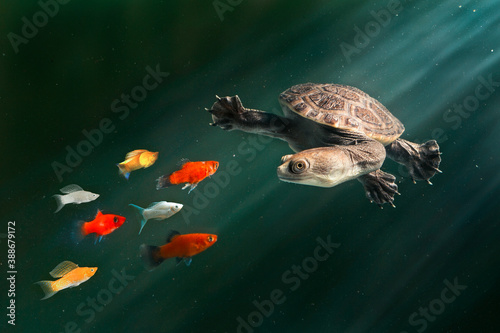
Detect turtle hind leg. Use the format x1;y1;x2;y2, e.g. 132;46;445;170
386;138;442;184
358;170;399;207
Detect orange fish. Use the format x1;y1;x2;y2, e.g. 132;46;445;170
81;210;126;243
140;230;217;270
34;261;97;300
156;160;219;192
117;149;159;179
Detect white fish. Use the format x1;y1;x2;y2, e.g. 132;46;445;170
53;184;100;213
129;201;183;234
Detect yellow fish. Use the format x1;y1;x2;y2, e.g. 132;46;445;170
117;149;159;179
34;261;97;300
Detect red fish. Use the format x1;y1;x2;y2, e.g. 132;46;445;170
140;230;217;270
156;160;219;192
81;210;126;243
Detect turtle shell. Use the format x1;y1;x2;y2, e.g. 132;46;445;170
279;83;405;145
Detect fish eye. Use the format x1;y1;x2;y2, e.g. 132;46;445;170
207;236;213;242
290;160;308;174
90;268;94;272
113;216;118;223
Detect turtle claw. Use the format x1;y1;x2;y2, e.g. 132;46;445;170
433;167;443;173
408;140;442;182
208;95;248;131
358;170;399;207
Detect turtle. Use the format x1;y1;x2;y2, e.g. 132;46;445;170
207;83;442;207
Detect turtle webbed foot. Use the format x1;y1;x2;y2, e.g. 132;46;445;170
386;139;442;184
207;95;246;131
358;170;399;208
409;140;442;184
406;140;442;185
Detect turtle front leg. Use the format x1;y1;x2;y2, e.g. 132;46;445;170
207;95;293;140
385;139;442;184
357;170;399;207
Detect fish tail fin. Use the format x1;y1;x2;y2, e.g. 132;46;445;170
34;280;58;300
156;175;173;190
117;163;130;180
140;244;164;271
80;221;89;237
53;194;66;213
129;204;148;234
138;219;148;235
70;220;86;244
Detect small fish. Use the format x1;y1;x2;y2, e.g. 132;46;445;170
53;184;99;213
117;149;159;180
81;210;126;243
156;160;219;193
129;201;184;234
34;261;97;300
140;230;217;271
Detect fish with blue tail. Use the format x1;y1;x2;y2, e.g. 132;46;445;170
129;201;183;234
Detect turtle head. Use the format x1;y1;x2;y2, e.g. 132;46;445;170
277;148;360;188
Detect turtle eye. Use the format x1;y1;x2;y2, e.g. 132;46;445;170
290;160;308;174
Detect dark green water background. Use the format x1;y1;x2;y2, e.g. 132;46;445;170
2;0;500;332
